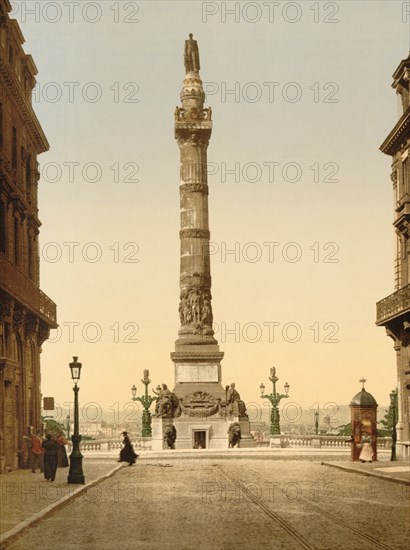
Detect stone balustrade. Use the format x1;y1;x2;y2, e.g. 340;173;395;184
277;435;392;449
67;439;141;452
66;435;392;452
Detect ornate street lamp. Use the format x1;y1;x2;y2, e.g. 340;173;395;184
68;356;84;484
260;366;290;435
314;409;319;435
390;388;398;462
131;369;157;437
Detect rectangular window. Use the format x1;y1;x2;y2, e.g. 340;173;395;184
0;201;6;254
26;155;31;195
28;236;33;279
12;127;17;169
403;157;409;197
14;217;19;265
0;102;3;148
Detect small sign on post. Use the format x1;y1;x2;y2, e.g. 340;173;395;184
43;397;55;411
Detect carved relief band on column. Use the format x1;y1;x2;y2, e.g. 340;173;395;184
180;229;210;239
179;287;213;329
180;183;209;195
180;274;211;288
176;131;211;147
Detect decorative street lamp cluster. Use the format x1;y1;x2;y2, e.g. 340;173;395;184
260;367;290;435
67;356;84;484
131;369;157;438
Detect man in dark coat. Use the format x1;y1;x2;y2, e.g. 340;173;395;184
42;434;58;481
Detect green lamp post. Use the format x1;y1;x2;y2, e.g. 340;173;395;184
68;356;84;484
131;369;157;437
390;388;398;462
260;366;290;436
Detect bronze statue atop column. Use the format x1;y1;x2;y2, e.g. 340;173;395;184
184;33;200;73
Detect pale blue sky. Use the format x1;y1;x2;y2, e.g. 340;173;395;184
9;0;409;414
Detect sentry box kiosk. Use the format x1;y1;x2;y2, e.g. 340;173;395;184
349;380;378;462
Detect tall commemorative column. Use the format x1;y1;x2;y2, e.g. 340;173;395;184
171;34;225;400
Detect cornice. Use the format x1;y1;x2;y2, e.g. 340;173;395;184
380;107;410;156
0;59;49;153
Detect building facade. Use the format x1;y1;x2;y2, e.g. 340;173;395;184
377;53;410;458
0;0;57;470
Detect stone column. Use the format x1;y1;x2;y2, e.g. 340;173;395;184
175;71;215;345
171;37;224;400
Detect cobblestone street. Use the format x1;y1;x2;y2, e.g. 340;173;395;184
2;456;409;550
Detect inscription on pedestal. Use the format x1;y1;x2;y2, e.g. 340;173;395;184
175;364;219;383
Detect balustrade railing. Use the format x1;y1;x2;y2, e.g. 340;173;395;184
66;435;392;452
277;435;391;449
376;283;410;324
67;438;141;452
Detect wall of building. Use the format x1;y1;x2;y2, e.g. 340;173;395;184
0;0;56;471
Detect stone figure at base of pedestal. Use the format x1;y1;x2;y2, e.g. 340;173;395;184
164;424;177;449
228;422;241;448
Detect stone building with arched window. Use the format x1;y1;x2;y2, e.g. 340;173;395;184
377;52;410;460
0;0;57;471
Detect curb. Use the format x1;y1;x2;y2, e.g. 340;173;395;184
0;464;124;549
321;461;410;486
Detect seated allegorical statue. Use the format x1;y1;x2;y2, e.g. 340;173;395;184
153;384;181;418
225;383;248;418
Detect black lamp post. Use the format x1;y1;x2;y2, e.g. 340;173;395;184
68;356;85;484
66;414;70;439
390;388;398;462
260;366;290;435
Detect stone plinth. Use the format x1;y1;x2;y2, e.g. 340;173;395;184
238;417;255;448
152;418;173;451
140;437;153;451
171;416;230;450
270;436;282;448
152;415;255;450
311;436;321;448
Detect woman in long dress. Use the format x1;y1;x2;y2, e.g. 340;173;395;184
359;433;373;463
118;431;138;466
42;434;58;481
56;435;69;467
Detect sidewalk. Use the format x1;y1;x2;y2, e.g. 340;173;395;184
0;457;123;547
322;460;410;485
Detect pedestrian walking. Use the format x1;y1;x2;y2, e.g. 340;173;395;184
118;431;138;466
22;434;32;469
359;432;374;463
42;433;58;481
31;432;44;473
56;434;69;467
